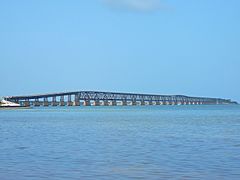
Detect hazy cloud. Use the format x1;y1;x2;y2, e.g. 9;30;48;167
102;0;165;12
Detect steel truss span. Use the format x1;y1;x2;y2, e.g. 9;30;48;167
4;91;237;107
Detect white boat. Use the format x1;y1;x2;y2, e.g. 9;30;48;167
0;99;21;108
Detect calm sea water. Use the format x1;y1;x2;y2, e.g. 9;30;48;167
0;105;240;180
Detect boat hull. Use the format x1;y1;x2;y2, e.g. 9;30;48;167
0;106;30;109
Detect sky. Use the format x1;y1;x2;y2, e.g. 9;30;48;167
0;0;240;102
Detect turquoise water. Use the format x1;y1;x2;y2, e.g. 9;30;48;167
0;105;240;180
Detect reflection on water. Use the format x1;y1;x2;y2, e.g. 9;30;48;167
0;105;240;179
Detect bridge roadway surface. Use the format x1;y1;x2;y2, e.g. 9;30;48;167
4;91;235;107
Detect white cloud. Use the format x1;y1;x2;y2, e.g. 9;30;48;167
102;0;164;12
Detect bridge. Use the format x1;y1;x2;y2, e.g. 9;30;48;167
4;91;236;107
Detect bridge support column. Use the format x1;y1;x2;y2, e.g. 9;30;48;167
111;100;117;106
141;100;145;105
132;100;137;106
34;99;40;106
52;96;58;106
93;100;100;106
177;101;182;105
148;101;153;105
73;95;80;106
67;102;73;106
73;101;80;106
103;100;109;106
164;101;169;105
43;98;49;106
60;96;65;106
122;100;127;106
83;100;90;106
170;101;176;105
24;100;30;107
67;95;73;106
156;101;160;105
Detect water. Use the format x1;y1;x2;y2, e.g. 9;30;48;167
0;105;240;180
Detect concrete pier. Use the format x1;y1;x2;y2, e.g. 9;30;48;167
43;98;49;106
112;100;117;106
52;102;58;106
83;100;90;106
34;99;40;106
73;95;80;106
67;95;73;106
122;100;127;106
52;97;58;106
132;100;137;106
93;100;100;106
24;101;30;107
67;101;73;106
60;96;65;106
73;101;80;106
103;100;109;106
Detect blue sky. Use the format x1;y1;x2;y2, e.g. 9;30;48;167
1;0;240;102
